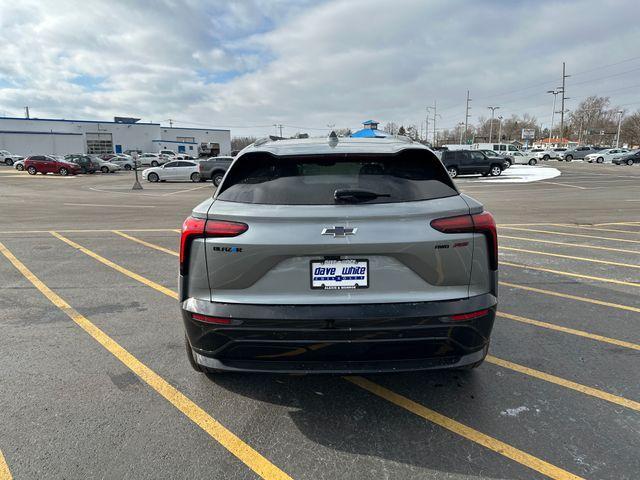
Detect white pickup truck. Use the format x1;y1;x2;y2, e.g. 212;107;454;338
0;150;23;166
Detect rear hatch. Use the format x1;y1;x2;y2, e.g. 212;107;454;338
202;149;483;305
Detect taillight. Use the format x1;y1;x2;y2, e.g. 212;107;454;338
191;313;232;325
430;211;498;270
179;217;248;275
450;309;489;321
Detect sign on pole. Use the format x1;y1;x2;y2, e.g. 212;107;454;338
521;128;535;140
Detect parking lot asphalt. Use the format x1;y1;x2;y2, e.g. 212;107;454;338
0;162;639;479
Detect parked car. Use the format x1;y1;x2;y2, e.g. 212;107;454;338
198;156;234;185
180;136;498;374
14;159;26;171
159;150;176;159
65;154;98;174
558;146;604;161
93;158;121;173
585;148;630;163
478;150;511;168
124;149;142;156
0;149;23;166
106;155;137;170
613;150;640;166
142;160;200;182
509;150;538;165
138;153;167;167
441;150;507;178
24;155;82;176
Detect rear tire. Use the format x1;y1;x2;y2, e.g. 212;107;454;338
27;166;37;175
627;159;634;166
5;159;13;166
596;157;604;163
151;160;159;167
503;159;512;167
490;164;502;176
447;166;458;178
148;172;159;182
185;335;204;373
124;164;132;170
543;154;550;160
101;166;109;173
190;172;200;182
16;163;24;171
565;155;573;162
58;167;68;176
528;158;537;166
213;172;224;186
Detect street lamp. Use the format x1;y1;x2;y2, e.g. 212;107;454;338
547;89;560;146
458;122;465;144
615;110;624;147
487;106;500;143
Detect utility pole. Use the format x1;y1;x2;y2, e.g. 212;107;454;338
559;62;570;144
487;106;500;143
273;124;284;137
432;101;438;147
497;116;503;147
464;91;471;144
168;118;173;128
24;106;30;119
615;110;624;147
458;122;465;144
425;107;430;143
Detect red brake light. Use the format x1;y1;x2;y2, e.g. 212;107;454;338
450;309;489;321
179;217;248;275
430;211;497;270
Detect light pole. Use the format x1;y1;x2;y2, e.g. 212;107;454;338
615;110;624;147
131;152;143;190
458;122;465;144
487;106;500;143
497;116;503;147
547;89;559;146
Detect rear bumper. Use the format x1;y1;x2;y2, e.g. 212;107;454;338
182;294;497;374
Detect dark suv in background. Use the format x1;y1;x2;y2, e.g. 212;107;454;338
440;150;507;178
65;154;98;174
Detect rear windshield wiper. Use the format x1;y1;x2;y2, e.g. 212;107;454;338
334;189;391;203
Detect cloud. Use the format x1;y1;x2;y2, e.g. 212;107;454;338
1;0;639;136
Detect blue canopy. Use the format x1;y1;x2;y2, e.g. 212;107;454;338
351;128;388;138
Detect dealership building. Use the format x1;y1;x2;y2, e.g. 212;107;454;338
0;116;231;156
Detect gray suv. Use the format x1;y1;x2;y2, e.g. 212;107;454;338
558;146;603;161
180;136;498;374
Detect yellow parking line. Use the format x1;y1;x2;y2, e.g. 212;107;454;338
497;311;640;351
113;231;178;257
0;449;12;480
173;228;181;233
499;281;640;313
51;232;178;299
499;226;640;245
501;261;640;288
500;235;640;255
501;246;640;269
542;224;640;235
0;242;292;480
345;377;584;480
486;356;640;412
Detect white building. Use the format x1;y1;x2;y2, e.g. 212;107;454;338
0;116;231;156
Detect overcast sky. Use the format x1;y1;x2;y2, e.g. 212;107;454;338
1;0;639;138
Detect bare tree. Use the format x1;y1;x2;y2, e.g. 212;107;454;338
334;128;352;137
231;136;257;151
383;122;399;135
620;110;640;147
568;96;617;145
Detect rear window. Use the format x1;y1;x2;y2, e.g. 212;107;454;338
217;150;458;205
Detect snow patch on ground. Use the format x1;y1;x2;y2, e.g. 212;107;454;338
501;406;530;417
473;165;561;183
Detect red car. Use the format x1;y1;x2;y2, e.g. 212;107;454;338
24;155;82;176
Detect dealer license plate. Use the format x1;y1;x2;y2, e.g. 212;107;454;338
310;259;369;290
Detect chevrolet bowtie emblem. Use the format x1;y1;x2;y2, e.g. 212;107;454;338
321;226;357;238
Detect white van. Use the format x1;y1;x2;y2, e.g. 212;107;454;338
472;143;537;165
